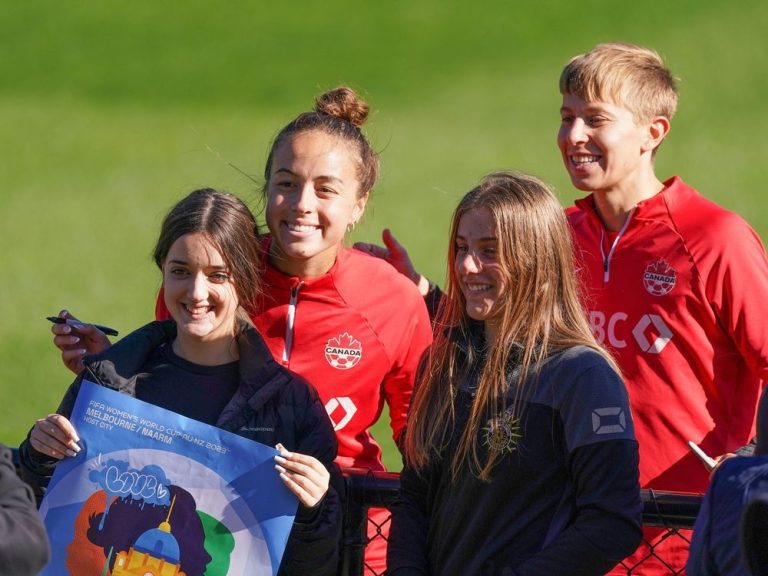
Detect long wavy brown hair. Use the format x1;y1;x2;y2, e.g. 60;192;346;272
405;171;618;481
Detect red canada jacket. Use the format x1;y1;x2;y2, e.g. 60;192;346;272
568;176;768;574
157;240;433;472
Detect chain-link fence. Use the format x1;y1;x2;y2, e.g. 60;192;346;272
340;468;703;576
10;449;703;575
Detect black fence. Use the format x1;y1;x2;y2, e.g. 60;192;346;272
11;451;702;576
340;468;703;576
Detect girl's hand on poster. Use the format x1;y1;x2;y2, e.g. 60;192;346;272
29;414;81;459
274;443;329;508
51;309;111;374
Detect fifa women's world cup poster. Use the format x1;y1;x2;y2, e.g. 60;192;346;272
39;381;298;576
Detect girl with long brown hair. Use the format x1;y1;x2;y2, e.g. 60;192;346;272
24;189;342;575
50;87;432;573
387;172;642;575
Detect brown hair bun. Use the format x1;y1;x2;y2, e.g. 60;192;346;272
314;86;369;128
264;85;379;197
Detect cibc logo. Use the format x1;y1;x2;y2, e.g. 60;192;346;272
589;311;673;354
324;332;363;370
631;314;673;353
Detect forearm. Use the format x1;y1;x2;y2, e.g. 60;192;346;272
513;441;642;576
279;483;342;576
278;400;343;575
423;281;443;323
386;466;430;574
511;509;640;576
17;436;57;499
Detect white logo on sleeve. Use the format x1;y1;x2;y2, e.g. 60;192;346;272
592;407;627;434
325;396;357;431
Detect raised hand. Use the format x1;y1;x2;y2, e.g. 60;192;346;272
353;229;430;295
51;309;111;374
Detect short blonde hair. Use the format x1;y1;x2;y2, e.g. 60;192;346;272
559;42;678;123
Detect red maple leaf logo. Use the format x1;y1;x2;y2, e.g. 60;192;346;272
325;332;363;370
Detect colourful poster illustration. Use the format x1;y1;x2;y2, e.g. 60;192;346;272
39;381;298;576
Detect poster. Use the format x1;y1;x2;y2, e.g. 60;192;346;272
40;381;298;576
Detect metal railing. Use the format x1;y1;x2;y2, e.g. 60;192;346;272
340;468;703;576
10;450;702;576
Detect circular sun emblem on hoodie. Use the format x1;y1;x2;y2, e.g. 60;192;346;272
483;409;521;454
643;259;677;296
324;332;363;370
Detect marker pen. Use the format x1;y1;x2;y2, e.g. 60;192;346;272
46;316;119;337
687;440;717;471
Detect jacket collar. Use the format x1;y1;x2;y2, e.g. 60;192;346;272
573;175;686;225
82;320;291;428
83;320;175;396
261;234;346;291
448;320;525;358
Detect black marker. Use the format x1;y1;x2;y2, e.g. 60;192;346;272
46;316;119;337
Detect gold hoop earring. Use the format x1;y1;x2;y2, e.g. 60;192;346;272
347;221;357;233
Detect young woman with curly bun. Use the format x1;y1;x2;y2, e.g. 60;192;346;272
52;87;433;574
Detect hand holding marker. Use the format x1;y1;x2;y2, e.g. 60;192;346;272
687;440;717;471
46;316;119;337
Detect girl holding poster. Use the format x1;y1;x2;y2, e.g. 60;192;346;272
51;86;432;573
22;188;342;575
386;172;643;575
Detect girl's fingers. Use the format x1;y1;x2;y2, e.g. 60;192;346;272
275;461;325;491
278;470;313;506
275;445;326;472
274;445;329;507
275;454;319;478
278;469;326;508
30;428;70;459
31;415;81;458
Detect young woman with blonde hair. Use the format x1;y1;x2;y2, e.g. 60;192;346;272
387;172;642;575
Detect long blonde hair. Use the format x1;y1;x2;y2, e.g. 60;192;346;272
405;171;618;481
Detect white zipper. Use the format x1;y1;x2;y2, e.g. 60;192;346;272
282;282;303;364
599;208;635;283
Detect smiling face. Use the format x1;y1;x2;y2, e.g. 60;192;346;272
454;207;508;343
163;232;239;351
557;93;658;196
266;130;368;278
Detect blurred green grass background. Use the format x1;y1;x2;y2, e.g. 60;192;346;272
2;1;768;470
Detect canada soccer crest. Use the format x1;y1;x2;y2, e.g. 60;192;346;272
324;332;363;370
642;259;677;296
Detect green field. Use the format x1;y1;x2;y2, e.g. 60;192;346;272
2;1;768;470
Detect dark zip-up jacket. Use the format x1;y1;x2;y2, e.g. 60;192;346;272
388;337;642;575
19;320;342;576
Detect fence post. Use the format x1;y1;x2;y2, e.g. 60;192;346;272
339;482;367;576
339;469;402;576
